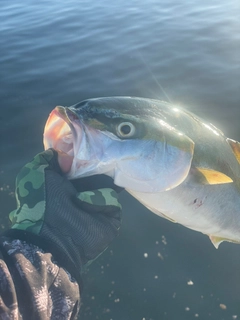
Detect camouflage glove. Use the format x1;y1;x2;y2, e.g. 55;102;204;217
7;149;122;284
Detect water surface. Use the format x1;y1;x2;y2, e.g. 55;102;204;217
0;0;240;319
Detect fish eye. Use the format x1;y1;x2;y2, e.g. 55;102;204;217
117;122;135;138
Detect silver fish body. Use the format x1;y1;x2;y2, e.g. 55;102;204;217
44;97;240;247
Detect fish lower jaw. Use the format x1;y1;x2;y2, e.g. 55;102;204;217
67;161;93;178
67;159;112;179
55;140;74;157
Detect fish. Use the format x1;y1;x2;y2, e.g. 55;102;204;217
43;96;240;248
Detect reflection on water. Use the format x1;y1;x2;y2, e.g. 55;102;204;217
0;0;240;319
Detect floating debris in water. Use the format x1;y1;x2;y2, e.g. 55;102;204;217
157;252;164;260
0;184;14;197
232;315;237;319
154;275;158;279
0;184;10;191
162;235;167;245
143;253;148;258
195;314;199;317
187;280;194;285
103;308;111;314
114;298;120;303
108;290;114;298
220;303;227;310
185;307;190;311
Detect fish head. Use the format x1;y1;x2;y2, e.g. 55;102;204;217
43;97;194;192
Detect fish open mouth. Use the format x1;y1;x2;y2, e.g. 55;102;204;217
44;105;106;178
43;106;81;158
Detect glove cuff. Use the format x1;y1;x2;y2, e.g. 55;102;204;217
1;229;83;289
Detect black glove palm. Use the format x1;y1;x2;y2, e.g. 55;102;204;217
8;149;122;284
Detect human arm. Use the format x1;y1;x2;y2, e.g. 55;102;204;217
0;149;122;319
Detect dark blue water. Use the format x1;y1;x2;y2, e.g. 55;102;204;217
0;0;240;319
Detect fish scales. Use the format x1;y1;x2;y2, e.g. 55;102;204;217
44;97;240;248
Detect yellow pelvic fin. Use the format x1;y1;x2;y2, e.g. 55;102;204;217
209;235;239;249
195;168;233;185
227;138;240;164
209;235;226;249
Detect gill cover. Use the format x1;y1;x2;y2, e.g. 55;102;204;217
111;132;194;193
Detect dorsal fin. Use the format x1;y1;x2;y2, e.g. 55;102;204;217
227;138;240;164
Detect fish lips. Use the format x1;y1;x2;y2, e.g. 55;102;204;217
43;105;82;159
44;106;105;179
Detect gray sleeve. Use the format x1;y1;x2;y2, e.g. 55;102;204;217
0;238;81;320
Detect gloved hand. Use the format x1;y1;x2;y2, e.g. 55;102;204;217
7;149;122;285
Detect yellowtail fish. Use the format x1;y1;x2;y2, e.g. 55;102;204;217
43;97;240;248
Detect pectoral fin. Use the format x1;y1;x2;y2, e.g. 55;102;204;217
227;138;240;164
195;168;233;185
209;235;239;249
